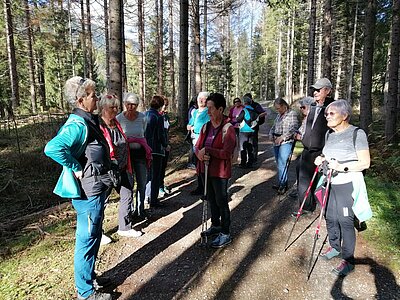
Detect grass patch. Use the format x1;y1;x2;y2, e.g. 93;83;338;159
363;176;400;271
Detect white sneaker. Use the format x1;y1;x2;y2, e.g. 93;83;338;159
117;229;143;238
100;234;112;246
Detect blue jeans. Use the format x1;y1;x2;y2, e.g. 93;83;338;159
72;192;106;298
273;142;293;187
131;157;147;216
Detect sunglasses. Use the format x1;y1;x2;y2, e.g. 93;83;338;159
300;106;306;109
324;111;336;117
313;88;322;92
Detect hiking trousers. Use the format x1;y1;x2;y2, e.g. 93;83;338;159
72;191;106;299
206;177;230;234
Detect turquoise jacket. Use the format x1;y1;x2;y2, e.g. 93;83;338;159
44;114;88;198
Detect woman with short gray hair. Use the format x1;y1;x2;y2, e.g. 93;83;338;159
99;94;143;239
314;99;371;277
44;76;112;300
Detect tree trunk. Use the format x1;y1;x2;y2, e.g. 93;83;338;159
285;21;290;100
109;0;123;106
68;0;75;76
191;0;202;95
120;0;127;92
347;3;358;105
86;0;93;78
168;0;176;111
24;0;37;113
4;0;20;108
33;1;46;111
202;0;208;90
138;0;146;107
275;20;282;98
157;0;164;94
178;0;189;127
323;0;332;79
385;0;400;142
307;0;317;96
80;0;87;77
334;39;343;100
104;0;110;88
288;12;294;103
359;0;376;132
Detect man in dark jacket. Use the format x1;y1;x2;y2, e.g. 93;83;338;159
243;93;266;162
296;78;334;214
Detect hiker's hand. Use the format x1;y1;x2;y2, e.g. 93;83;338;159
274;136;283;145
203;154;210;161
74;170;83;179
314;155;325;166
328;159;340;171
197;148;206;161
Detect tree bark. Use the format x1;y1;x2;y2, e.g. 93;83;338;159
359;0;376;132
307;0;317;96
68;0;75;77
24;0;37;113
157;0;164;94
178;0;189;127
86;0;93;78
322;0;332;79
202;0;208;90
347;3;358;105
80;0;87;77
4;0;20;108
120;0;127;93
385;0;400;142
138;0;146;107
275;20;282;99
104;0;110;88
109;0;123;106
191;0;202;95
168;0;176;110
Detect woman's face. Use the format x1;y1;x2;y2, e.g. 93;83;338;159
207;100;223;121
275;104;287;115
234;99;241;107
81;86;98;113
325;107;348;129
161;102;169;113
125;102;138;113
300;104;309;116
103;103;119;120
198;96;207;108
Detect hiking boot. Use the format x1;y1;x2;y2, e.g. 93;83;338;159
277;186;288;195
320;246;341;260
77;291;112;300
332;260;354;277
117;229;143;238
93;276;111;290
211;233;232;248
201;226;222;237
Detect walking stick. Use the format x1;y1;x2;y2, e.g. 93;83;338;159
307;168;333;279
200;159;209;246
284;165;320;251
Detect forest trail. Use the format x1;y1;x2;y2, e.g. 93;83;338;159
97;105;400;300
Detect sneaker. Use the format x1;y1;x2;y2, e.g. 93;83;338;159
77;291;112;300
211;233;232;248
187;163;196;170
332;260;355;277
117;229;143;238
159;188;166;198
100;234;112;246
163;185;171;194
320;246;341;260
201;226;222;237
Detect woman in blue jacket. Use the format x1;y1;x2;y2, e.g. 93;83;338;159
44;76;112;300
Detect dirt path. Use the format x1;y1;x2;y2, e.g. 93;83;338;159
97;109;400;300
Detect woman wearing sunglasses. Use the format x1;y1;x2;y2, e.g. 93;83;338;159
314;99;371;277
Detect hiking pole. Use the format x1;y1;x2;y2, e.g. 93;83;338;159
307;168;333;279
307;233;328;281
200;159;209;246
284;165;320;251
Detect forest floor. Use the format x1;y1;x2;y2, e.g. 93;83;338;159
94;107;400;300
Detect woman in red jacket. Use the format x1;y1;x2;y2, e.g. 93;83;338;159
195;93;236;248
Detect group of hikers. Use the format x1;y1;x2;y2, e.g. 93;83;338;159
44;76;372;300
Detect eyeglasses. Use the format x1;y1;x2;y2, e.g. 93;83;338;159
75;78;86;99
324;111;336;117
313;88;322;92
300;106;306;109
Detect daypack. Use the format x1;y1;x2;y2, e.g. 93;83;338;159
239;107;259;133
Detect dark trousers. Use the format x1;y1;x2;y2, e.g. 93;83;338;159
253;129;259;161
206;176;230;235
326;182;356;264
297;148;322;212
240;141;254;166
148;154;163;206
160;150;170;188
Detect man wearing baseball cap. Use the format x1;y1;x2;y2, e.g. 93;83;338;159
294;78;334;216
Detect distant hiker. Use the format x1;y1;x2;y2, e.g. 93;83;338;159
236;96;260;168
187;91;210;195
99;94;143;239
159;96;172;197
314;99;371;277
243;93;266;161
295;78;334;216
44;76;112;300
196;92;236;248
269;98;299;194
117;92;151;220
295;96;315;139
228;97;244;135
145;95;168;208
186;97;198;169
